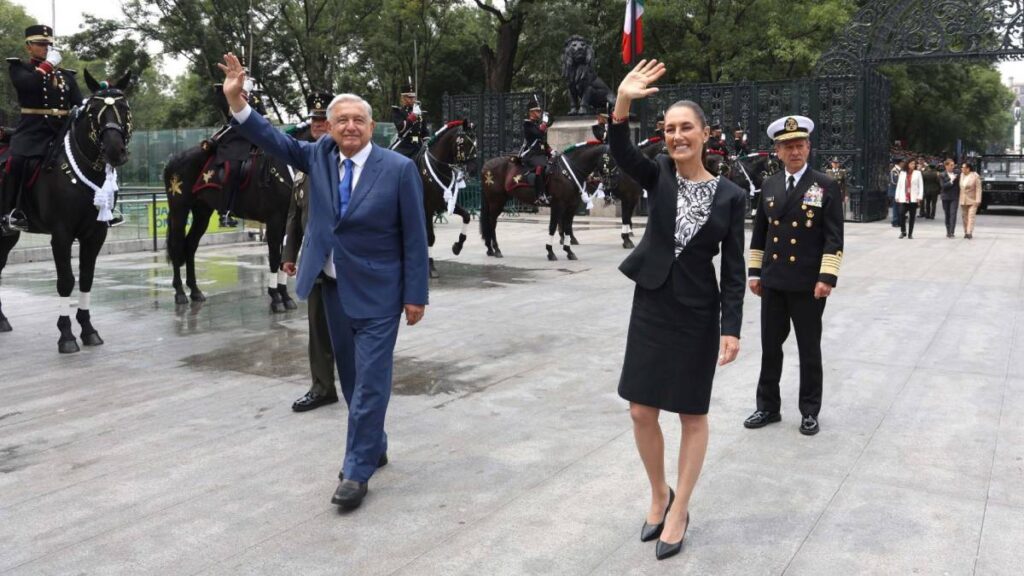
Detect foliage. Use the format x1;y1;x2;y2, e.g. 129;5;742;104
8;0;1008;154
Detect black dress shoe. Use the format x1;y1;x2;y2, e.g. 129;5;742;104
331;479;367;509
291;390;339;412
338;452;389;481
640;488;675;542
743;410;781;429
655;512;689;561
800;415;820;436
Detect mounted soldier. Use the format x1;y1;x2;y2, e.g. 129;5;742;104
390;80;428;158
519;96;553;204
209;74;267;227
591;105;609;143
1;25;84;234
733;126;750;157
707;122;729;157
638;110;666;154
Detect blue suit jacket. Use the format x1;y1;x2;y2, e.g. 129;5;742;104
234;110;429;319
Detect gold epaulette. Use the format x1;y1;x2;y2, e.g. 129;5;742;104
820;251;843;276
750;249;764;269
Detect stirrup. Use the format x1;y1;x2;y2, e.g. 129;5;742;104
219;211;239;228
106;208;125;228
2;210;28;233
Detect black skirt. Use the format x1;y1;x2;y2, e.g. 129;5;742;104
618;265;721;414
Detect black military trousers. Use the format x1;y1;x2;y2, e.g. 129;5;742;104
756;287;827;417
308;276;338;397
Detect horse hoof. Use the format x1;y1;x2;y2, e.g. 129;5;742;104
58;338;80;354
81;332;104;347
270;302;287;314
0;318;11;332
190;291;207;303
629;231;635;237
623;240;635;249
547;253;557;261
486;249;494;257
567;252;579;261
174;293;189;305
429;267;440;279
282;299;298;310
452;242;464;256
570;238;580;246
494;250;503;258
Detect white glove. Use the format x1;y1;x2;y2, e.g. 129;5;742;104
45;48;62;67
542;112;549;124
412;102;422;116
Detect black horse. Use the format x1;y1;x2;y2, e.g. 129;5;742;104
0;70;133;353
728;152;781;217
163;123;295;312
416;119;477;278
592;139;666;249
480;142;606;261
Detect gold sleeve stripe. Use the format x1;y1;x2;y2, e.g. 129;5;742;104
750;249;764;269
820;253;843;276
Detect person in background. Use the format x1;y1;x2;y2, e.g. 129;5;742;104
920;162;941;220
888;159;902;227
958;161;982;239
939;158;959;238
894;158;922;239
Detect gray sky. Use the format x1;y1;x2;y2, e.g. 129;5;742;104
11;0;1024;89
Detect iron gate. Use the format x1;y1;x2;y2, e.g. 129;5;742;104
633;72;890;222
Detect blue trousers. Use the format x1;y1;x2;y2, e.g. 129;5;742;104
321;278;401;483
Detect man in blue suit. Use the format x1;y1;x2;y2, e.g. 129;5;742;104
219;53;429;509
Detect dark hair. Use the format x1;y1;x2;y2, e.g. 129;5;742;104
665;100;709;167
962;161;973;171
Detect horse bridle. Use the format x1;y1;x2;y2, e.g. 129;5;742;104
82;92;133;162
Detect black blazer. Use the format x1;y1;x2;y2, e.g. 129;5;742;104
608;122;746;337
939;171;960;201
749;168;844;291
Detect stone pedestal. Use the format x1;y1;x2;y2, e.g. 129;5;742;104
547;116;599;152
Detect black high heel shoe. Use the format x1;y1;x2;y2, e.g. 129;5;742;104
640;488;675;542
655;512;690;561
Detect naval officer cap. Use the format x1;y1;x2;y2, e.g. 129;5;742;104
768;115;814;142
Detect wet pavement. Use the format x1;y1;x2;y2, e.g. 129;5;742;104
1;211;1023;575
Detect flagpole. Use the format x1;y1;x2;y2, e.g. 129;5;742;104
630;0;637;66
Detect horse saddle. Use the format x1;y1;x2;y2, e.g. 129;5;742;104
504;160;551;194
192;152;260;195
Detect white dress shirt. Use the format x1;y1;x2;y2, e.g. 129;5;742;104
232;103;373;279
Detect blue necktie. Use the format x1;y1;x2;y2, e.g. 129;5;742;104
339;158;354;219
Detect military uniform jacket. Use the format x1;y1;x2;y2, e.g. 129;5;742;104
8;58;83;157
733;139;750;157
521;118;551;160
749;168;844;291
591;123;606;143
283;171;311;263
392;105;428;145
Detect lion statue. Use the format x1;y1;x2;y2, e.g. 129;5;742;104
561;35;615;116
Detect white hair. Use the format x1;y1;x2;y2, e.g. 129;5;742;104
327;93;373;122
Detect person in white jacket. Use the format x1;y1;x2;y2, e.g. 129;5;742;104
894;158;923;239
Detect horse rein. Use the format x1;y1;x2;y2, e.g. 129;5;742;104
81;92;133;163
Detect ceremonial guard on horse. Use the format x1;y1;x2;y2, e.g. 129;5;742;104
707;122;729;157
1;25;84;234
390;81;428;158
208;75;268;227
519;97;553;204
733;126;750;157
591;106;609;143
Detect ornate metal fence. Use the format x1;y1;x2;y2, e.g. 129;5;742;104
442;91;546;215
634;74;890;222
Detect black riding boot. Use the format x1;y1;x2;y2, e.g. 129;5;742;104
219;162;240;228
532;168;549;205
1;157;28;234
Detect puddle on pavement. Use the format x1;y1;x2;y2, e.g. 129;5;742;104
391;356;476;396
182;328;476;397
430;260;570;289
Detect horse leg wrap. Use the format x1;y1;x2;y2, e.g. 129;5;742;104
276;270;288;286
621;225;630;235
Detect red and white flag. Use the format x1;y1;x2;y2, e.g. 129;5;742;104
621;0;645;64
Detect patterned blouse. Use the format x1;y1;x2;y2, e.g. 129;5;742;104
674;175;719;256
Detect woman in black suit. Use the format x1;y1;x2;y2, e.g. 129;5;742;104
610;60;746;561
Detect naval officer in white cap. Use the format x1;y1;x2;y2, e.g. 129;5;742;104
743;115;844;436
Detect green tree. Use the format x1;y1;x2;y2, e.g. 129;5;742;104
0;0;36;123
